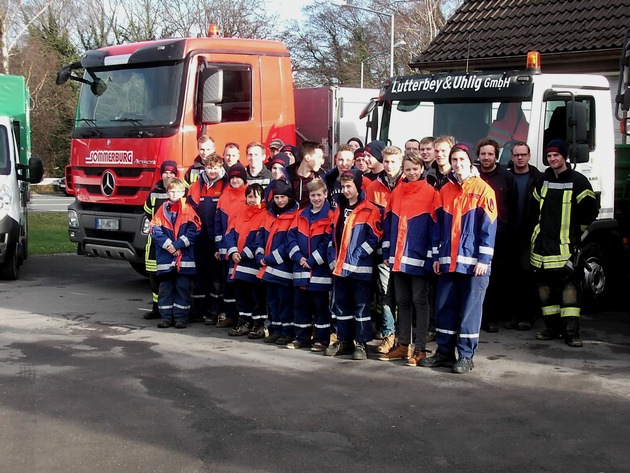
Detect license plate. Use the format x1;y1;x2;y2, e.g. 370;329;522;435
95;217;120;231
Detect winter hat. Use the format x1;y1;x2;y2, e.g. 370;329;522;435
269;138;285;150
545;139;568;159
450;142;477;165
227;163;248;183
280;144;299;156
347;137;364;148
364;140;386;162
269;152;290;169
273;178;293;198
354;147;366;159
339;168;363;191
160;160;178;175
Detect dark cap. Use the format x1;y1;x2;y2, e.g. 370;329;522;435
273;178;293;197
450;142;477;165
160;160;178;175
339;168;363;191
269;138;285;150
354;147;366;159
227;163;248;183
546;139;568;159
269;152;290;169
364;140;385;162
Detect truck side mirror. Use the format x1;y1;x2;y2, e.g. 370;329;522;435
197;67;223;124
566;101;588;163
28;157;44;184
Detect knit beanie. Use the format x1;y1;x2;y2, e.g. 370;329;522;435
227;163;248;183
160;160;178;175
364;140;385;162
450;142;477;165
339;168;363;192
273;178;293;198
269;152;290;169
546;139;568;159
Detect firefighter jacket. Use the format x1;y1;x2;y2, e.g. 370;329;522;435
433;173;498;275
143;180;169;273
364;171;403;210
214;185;248;259
530;167;599;270
224;203;268;283
150;199;202;275
287;201;334;291
186;170;228;247
183;156;204;188
255;202;299;285
329;191;383;281
487;102;529;147
383;179;440;277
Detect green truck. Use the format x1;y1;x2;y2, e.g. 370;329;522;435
0;74;44;279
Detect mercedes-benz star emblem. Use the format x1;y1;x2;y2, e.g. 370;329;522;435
101;171;116;197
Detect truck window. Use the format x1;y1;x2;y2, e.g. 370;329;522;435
0;127;9;175
218;66;252;122
544;97;595;150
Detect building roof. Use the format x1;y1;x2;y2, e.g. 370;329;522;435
411;0;630;73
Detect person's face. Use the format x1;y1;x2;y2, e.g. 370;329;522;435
223;146;240;167
354;156;368;172
511;145;531;171
341;180;359;202
435;142;451;166
167;187;185;203
246;192;261;206
198;141;215;159
271;163;285;180
383;154;402;176
247;146;265;169
230;177;245;188
336;150;354;172
451;150;472;180
478;144;497;172
269;147;280;157
307;148;325;172
347;140;360;151
204;164;222;180
420;143;435;163
274;194;289;208
364;152;379;170
403;160;423;182
547;152;567;173
405;141;420;153
162;170;177;187
309;189;327;210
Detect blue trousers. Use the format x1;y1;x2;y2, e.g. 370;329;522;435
233;279;267;324
293;288;331;345
435;272;489;359
333;277;373;344
158;273;193;323
267;282;294;337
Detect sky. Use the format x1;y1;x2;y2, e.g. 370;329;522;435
272;0;313;21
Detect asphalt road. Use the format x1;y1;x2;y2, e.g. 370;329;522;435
1;254;629;472
29;193;74;212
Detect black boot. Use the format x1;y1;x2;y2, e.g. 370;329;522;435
143;302;160;320
564;317;583;347
536;315;562;340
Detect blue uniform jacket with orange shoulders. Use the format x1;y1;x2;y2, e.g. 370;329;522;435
150;198;202;275
328;190;383;281
287;200;334;291
224;203;268;283
383;178;440;276
186;171;228;244
433;173;498;275
214;185;248;260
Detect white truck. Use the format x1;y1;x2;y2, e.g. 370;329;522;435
0;75;44;279
363;51;629;304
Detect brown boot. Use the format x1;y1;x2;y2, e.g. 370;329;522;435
377;344;411;361
374;334;395;354
406;349;428;366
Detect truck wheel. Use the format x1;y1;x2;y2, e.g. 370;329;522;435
580;242;608;310
0;243;20;280
129;261;148;278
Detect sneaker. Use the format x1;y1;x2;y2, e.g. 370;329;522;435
517;321;533;331
374;334;395;354
287;340;311;350
204;314;218;326
174;321;187;329
324;340;354;357
228;322;251;336
248;325;266;339
157;320;172;328
536;328;562;340
406;349;428;366
353;343;368;360
377;344;411;361
452;357;474;374
276;335;293;345
311;342;327;352
263;333;281;344
419;351;457;368
216;317;235;328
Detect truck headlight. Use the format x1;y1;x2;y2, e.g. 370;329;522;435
0;184;12;216
141;215;150;235
68;209;79;228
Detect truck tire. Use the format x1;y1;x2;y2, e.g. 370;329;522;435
0;243;20;280
580;242;608;310
129;261;148;278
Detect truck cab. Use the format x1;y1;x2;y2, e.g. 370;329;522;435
0;75;44;279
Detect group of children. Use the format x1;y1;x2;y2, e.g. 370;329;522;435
145;136;499;374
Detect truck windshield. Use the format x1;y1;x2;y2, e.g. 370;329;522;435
382;99;532;165
76;62;184;127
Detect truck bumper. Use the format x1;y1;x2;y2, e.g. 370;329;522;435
68;200;147;264
0;215;19;264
